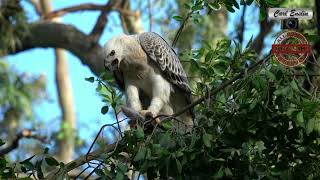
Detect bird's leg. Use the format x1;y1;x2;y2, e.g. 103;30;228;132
125;84;142;111
140;75;170;124
125;84;142;127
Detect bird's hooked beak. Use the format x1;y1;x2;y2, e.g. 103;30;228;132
104;58;120;72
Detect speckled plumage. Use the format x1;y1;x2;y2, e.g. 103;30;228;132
103;32;194;131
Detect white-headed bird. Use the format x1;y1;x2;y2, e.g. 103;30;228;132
103;32;194;131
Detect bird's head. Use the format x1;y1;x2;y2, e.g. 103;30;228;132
103;35;128;72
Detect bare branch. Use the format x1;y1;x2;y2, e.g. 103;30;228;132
42;2;138;20
45;143;117;179
25;0;42;16
237;5;246;44
0;129;45;156
251;17;275;54
90;1;117;42
148;0;153;32
172;11;193;48
42;3;106;19
9;22;105;76
118;0;144;34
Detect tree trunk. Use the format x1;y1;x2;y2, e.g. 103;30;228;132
40;0;76;163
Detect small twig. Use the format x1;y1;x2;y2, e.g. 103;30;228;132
90;1;116;42
173;54;271;118
0;129;45;156
172;11;193;48
42;3;106;19
25;0;42;16
46;143;117;179
250;10;275;54
42;2;137;20
237;4;246;44
148;0;153;32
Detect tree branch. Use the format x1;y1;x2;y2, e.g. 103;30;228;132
25;0;42;16
237;5;246;44
251;18;274;54
118;0;144;34
9;22;105;76
0;129;45;156
90;1;117;42
45;143;117;179
42;3;106;19
172;54;271;118
42;2;138;20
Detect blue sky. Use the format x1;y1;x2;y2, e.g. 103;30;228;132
6;1;277;145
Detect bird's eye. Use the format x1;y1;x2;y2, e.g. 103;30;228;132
109;50;115;56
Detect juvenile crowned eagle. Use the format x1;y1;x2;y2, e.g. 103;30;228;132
103;32;193;130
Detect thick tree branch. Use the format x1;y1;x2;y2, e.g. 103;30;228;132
251;18;274;54
10;22;105;76
0;129;45;156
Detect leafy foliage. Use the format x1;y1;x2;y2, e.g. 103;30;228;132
0;0;29;55
88;38;320;179
0;61;46;131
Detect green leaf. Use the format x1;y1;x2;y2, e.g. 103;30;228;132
159;132;172;148
296;111;304;127
213;166;224;179
183;2;192;9
176;159;182;174
173;15;183;21
225;5;235;13
135;126;144;139
202;133;213;148
100;106;109;115
290;80;300;92
23;162;34;170
266;0;280;6
43;147;49;154
20;155;35;164
134;147;146;161
0;139;4;146
117;163;128;173
85;77;95;83
205;50;214;62
161;120;173;130
245;35;254;49
115;172;124;180
259;9;267;21
256;141;266;155
224;167;233;176
265;71;276;81
192;4;203;11
45;157;59;166
245;0;254;5
208;2;221;10
95;169;104;176
96;83;102;92
306;118;315;134
231;0;240;9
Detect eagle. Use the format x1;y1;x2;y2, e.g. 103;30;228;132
103;32;194;131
